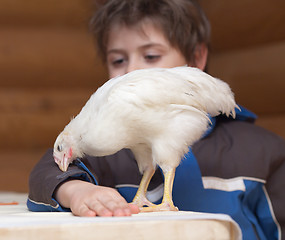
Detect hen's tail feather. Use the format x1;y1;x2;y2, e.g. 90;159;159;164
169;67;237;119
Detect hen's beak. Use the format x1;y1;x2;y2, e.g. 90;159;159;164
60;155;70;172
54;155;70;172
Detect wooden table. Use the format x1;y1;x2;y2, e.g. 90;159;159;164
0;192;241;240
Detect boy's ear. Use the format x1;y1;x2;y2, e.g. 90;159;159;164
193;44;208;71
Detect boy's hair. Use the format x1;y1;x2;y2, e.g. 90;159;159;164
90;0;210;65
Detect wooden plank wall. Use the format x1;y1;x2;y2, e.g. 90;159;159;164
0;0;285;192
200;0;285;137
0;0;108;192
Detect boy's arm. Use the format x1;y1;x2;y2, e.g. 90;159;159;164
55;179;139;216
28;148;95;211
27;148;139;216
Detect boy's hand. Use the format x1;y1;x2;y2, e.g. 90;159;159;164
55;180;140;217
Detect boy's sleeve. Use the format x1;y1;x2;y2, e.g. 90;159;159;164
27;148;106;212
264;135;285;239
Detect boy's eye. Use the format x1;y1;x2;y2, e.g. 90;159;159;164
145;55;161;62
112;58;125;66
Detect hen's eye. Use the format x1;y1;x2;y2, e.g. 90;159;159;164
57;145;63;152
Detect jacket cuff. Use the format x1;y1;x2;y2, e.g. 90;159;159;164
26;197;71;212
73;159;98;185
27;159;98;212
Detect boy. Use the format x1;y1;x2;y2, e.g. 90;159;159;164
28;1;285;239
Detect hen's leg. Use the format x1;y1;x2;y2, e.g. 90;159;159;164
141;168;178;212
131;167;155;208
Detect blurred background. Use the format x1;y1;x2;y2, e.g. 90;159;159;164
0;0;284;192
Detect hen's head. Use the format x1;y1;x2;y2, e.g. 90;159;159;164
53;130;80;172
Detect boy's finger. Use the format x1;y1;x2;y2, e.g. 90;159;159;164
129;203;140;214
88;201;113;217
101;199;130;216
72;204;96;217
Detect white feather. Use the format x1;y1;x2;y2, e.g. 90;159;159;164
54;66;238;173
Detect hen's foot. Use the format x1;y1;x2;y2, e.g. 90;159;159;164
131;195;155;209
140;201;178;212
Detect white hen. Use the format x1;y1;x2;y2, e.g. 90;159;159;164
53;66;238;212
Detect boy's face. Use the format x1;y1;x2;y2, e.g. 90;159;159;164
106;21;189;78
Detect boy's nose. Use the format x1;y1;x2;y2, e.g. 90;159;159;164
125;60;143;74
